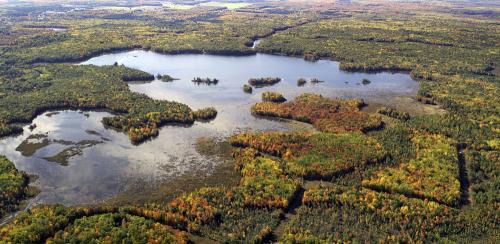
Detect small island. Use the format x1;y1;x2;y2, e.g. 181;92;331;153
297;78;307;86
243;84;253;93
248;77;281;87
193;107;218;121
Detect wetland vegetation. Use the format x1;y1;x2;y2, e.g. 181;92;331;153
0;0;498;243
252;94;382;133
377;106;411;121
261;92;287;103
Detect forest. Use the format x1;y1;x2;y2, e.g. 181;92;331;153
0;64;217;144
0;0;498;243
0;156;35;220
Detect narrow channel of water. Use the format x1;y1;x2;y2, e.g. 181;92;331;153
252;39;262;49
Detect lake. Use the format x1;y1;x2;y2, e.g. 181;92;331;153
81;50;417;108
1;50;418;206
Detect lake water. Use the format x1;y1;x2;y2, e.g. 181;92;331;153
1;50;417;206
81;50;417;109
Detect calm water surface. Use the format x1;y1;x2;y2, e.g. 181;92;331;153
1;50;417;206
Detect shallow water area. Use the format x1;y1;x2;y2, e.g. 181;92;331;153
1;50;419;206
0;108;293;206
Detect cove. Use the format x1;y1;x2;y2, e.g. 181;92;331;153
0;50;418;206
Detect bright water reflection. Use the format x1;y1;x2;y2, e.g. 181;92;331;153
0;50;417;205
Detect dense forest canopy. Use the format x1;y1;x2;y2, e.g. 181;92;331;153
0;0;498;243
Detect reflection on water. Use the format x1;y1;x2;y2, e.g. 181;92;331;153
0;109;293;205
81;50;418;109
0;50;418;206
